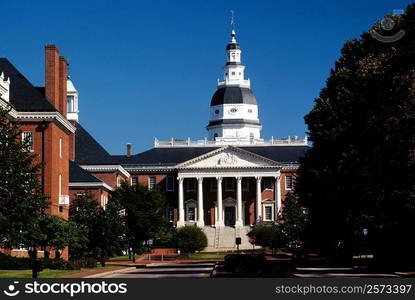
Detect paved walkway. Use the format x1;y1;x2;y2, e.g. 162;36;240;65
293;267;401;278
101;262;215;278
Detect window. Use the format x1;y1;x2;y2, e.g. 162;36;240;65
59;206;63;213
187;207;195;221
215;109;219;114
224;178;235;191
230;108;237;113
186;179;196;192
209;179;217;191
131;177;138;186
261;177;272;190
242;178;249;191
264;206;273;221
250;132;254;143
213;133;218;140
22;131;34;151
117;176;121;187
67;96;75;112
148;177;157;190
167;208;174;223
232;72;235;75
59;138;62;158
285;176;294;190
166;176;174;192
58;174;62;196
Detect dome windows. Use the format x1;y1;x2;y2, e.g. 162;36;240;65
229;108;238;114
248;109;253;113
215;109;220;114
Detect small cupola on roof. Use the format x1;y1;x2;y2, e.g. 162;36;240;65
66;75;79;122
0;72;10;102
207;25;262;144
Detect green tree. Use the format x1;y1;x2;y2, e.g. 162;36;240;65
111;182;167;257
247;225;284;251
174;226;207;255
0;106;50;268
279;192;306;250
296;5;415;264
38;215;71;258
69;193;126;265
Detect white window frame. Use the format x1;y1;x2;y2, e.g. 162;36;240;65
263;204;274;221
22;131;34;152
186;200;197;222
131;177;138;186
148;176;157;190
285;175;293;190
166;176;174;192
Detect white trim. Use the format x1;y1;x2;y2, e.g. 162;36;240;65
80;165;130;178
285;175;294;190
16;111;76;133
69;182;113;191
263;203;274;221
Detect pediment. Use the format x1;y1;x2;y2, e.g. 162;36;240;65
177;146;279;169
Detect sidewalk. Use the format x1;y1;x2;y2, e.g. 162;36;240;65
58;266;133;278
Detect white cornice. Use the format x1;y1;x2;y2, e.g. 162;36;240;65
177;145;280;169
69;182;113;191
16;111;76;133
80;165;130;178
0;99;17;118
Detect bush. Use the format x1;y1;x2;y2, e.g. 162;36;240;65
174;226;207;255
74;257;97;268
0;252;31;270
43;258;67;270
247;225;284;250
224;254;266;275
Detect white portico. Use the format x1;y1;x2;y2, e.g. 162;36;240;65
175;146;282;228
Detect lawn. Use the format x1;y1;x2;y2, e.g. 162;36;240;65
186;253;226;259
0;269;81;278
108;255;130;261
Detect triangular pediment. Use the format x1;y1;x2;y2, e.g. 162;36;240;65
177;146;279;169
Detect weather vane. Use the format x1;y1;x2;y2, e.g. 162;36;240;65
230;10;235;30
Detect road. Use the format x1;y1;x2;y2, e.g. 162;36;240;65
102;262;215;278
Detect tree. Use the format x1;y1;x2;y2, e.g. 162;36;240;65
279;192;306;250
38;215;71;258
69;193;126;265
111;182;167;257
174;226;207;255
296;5;415;264
247;225;284;251
0;107;50;261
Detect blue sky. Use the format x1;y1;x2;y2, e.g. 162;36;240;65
2;0;412;154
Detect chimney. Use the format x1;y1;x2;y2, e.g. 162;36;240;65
45;45;60;109
126;143;132;157
58;56;68;116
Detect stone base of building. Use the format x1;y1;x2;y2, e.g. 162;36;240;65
202;226;253;251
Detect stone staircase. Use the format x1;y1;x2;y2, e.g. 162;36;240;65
203;226;252;252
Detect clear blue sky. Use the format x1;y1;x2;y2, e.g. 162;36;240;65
2;0;412;154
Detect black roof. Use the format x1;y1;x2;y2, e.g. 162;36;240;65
69;160;102;183
0;58;57;112
226;42;241;50
207;119;261;128
112;145;308;168
75;123;116;165
210;86;257;106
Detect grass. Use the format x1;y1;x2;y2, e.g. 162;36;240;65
186;253;226;259
0;265;118;278
108;255;130;261
0;269;82;278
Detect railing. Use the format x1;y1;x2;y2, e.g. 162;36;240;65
154;136;308;148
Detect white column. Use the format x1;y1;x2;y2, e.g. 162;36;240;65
255;176;262;223
275;175;281;220
235;177;243;227
197;177;204;227
177;177;185;227
216;177;224;227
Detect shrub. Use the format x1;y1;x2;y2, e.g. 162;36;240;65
174;226;207;255
43;258;67;270
65;260;81;270
0;253;31;270
247;225;284;250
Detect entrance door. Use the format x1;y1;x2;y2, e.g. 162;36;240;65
224;206;236;226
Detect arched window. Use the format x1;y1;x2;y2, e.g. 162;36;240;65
214;133;218;140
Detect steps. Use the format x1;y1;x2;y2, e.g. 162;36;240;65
203;226;252;251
